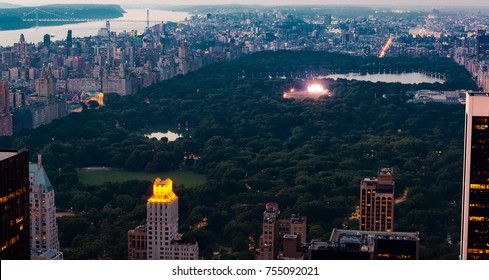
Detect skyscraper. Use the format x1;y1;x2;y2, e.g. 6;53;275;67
0;149;30;260
29;154;59;252
0;80;12;136
461;92;489;260
66;30;73;48
18;34;28;64
360;168;395;232
143;178;198;260
43;34;51;48
341;32;350;46
476;29;489;58
0;80;8;113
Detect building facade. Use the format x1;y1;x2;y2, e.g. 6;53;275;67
476;29;489;58
128;225;147;260
461;92;489;260
257;202;280;260
35;68;56;98
0;80;12;136
360;168;395;232
29;154;60;252
0;149;30;260
102;75;132;96
256;202;307;260
128;178;199;260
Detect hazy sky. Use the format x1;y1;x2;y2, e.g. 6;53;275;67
7;0;489;7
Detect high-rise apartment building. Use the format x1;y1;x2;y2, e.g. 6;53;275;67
129;178;198;260
17;34;28;65
461;92;489;260
256;202;307;260
476;29;489;58
360;168;395;232
0;149;30;260
0;80;8;113
341;32;350;46
0;80;12;136
35;68;56;98
66;30;73;48
178;41;190;59
29;154;59;252
43;34;51;48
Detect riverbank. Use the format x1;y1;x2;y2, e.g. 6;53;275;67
0;4;124;31
0;8;190;47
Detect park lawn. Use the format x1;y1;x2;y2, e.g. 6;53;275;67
77;169;206;188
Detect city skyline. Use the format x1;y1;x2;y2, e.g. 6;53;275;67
5;0;489;7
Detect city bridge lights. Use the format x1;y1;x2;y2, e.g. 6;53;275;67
283;83;332;100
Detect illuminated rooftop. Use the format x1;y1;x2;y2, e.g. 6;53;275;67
148;178;177;203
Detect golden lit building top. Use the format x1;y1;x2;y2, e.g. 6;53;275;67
148;178;177;203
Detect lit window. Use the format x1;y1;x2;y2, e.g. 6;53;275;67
468;248;483;254
474;125;488;130
470;184;487;189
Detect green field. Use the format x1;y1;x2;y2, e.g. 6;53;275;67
77;168;206;188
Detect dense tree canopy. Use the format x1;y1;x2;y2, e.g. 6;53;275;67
0;51;475;259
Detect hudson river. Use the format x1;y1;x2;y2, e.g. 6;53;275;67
0;9;190;47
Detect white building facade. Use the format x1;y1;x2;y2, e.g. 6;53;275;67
29;154;59;252
146;178;198;260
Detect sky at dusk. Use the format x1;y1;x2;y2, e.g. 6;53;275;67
5;0;489;7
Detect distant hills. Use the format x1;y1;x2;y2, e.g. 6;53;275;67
0;2;22;9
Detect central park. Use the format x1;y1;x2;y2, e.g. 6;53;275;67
0;50;476;259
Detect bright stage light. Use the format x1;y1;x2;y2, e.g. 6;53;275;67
307;84;325;93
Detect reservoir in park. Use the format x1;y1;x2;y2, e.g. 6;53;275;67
321;72;445;84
